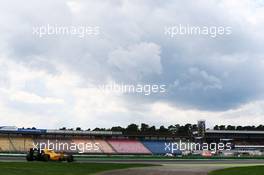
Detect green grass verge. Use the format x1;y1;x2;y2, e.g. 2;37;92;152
209;165;264;175
0;162;153;175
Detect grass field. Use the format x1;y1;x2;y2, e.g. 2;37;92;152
0;162;152;175
209;165;264;175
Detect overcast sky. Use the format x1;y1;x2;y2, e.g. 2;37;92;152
0;0;264;129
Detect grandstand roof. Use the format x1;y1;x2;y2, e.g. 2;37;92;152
0;127;123;136
206;130;264;134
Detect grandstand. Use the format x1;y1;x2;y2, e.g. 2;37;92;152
204;130;264;145
1;123;264;156
0;126;182;154
108;140;151;154
142;140;181;155
202;129;264;156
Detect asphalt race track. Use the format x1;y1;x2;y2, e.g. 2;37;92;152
94;159;264;175
1;156;264;175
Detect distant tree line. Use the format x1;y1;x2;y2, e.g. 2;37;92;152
58;123;264;136
213;125;264;131
60;123;198;136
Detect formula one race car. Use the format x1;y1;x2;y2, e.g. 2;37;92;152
26;148;73;162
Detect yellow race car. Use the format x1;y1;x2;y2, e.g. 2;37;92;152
26;148;73;162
